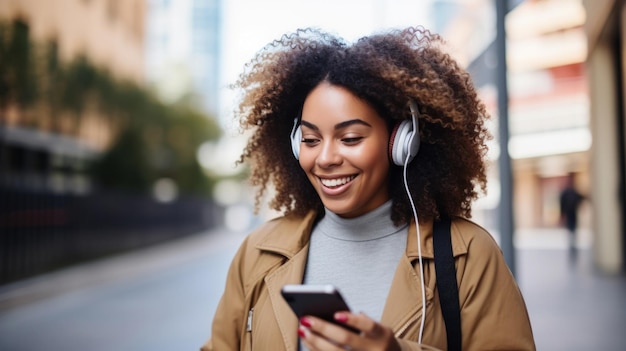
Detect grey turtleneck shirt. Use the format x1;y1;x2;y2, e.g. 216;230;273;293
302;201;409;322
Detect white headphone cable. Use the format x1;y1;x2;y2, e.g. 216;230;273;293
403;154;426;344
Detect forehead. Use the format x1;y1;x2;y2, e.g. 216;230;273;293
301;82;384;127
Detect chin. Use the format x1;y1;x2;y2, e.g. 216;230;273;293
324;205;359;218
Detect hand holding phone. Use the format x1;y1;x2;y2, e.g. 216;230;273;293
281;284;358;333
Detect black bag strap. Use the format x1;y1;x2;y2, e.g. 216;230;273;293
433;216;462;351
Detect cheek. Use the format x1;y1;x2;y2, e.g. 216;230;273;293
298;152;315;171
351;144;390;170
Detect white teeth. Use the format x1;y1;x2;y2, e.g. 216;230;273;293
320;176;355;187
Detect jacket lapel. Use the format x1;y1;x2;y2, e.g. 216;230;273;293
256;211;317;351
381;219;435;335
265;245;310;351
381;218;469;338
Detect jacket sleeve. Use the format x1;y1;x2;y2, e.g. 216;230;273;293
456;228;536;350
200;237;251;351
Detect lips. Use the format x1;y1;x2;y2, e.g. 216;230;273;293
319;175;357;188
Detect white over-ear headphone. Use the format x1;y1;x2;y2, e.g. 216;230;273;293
290;99;421;163
290;117;302;159
389;99;421;166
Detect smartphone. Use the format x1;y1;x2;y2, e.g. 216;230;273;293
281;284;358;333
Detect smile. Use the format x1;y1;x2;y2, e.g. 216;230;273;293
320;175;357;188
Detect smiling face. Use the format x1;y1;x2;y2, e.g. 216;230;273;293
298;82;391;218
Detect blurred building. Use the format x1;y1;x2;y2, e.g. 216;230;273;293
435;0;624;274
0;0;226;286
0;0;146;192
504;0;589;232
144;0;222;115
0;0;145;81
433;0;590;230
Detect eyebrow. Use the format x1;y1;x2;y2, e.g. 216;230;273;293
300;119;372;131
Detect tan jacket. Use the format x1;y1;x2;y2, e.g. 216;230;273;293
202;212;535;351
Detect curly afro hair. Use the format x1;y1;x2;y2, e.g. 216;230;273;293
233;26;491;225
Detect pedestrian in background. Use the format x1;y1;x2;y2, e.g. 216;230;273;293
202;26;535;351
559;172;585;256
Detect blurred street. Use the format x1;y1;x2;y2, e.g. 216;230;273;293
0;227;247;351
0;227;625;351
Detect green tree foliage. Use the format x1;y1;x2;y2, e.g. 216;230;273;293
0;19;38;110
0;19;222;196
91;127;155;190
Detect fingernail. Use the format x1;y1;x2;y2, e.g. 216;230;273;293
300;317;312;328
335;312;348;323
298;326;307;338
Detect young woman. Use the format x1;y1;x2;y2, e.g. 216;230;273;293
201;26;535;351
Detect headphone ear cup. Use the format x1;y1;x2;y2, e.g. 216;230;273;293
389;115;420;166
290;119;302;159
390;120;412;166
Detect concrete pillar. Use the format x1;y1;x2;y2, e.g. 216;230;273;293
587;38;624;274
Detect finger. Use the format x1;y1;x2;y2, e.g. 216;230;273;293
301;316;358;349
335;312;380;336
362;317;386;338
299;325;348;351
335;312;399;350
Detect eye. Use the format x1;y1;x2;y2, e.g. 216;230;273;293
302;138;319;146
341;136;363;145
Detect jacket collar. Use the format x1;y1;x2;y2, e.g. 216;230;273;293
399;217;471;260
255;211;318;257
256;211;468;259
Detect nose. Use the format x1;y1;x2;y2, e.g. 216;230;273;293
316;140;342;168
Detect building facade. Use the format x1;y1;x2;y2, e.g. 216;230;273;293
144;0;221;115
432;0;597;263
0;0;146;193
0;0;145;82
0;0;224;284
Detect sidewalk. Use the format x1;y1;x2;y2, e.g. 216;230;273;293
518;247;626;350
0;227;247;351
0;227;246;312
514;227;626;349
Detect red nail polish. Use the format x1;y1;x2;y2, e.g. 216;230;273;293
300;317;312;328
335;313;348;323
298;327;306;338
